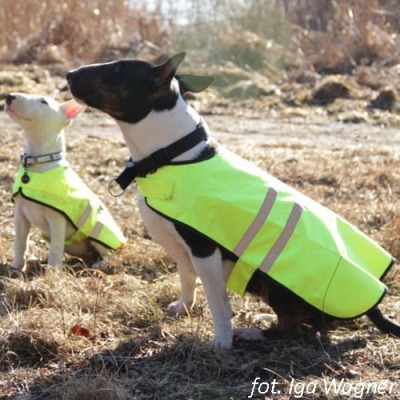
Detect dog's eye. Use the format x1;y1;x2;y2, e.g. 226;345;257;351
40;99;49;105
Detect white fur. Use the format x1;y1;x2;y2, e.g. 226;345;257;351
114;83;237;348
7;93;108;270
116;95;205;161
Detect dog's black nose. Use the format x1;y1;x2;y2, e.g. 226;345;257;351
6;94;16;105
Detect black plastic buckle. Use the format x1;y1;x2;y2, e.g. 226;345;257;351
150;149;170;172
136;149;170;177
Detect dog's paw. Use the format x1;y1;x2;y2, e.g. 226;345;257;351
233;328;266;343
209;334;233;350
12;260;25;270
167;299;192;315
92;259;108;270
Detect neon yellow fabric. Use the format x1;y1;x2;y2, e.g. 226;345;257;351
12;164;126;250
136;148;393;319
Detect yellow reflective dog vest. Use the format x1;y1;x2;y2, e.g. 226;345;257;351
12;163;126;250
136;148;393;319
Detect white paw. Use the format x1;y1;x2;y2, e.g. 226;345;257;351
12;259;25;270
209;334;233;349
167;299;192;315
233;328;266;342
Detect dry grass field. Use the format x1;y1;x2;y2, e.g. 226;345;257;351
0;63;400;399
0;1;400;398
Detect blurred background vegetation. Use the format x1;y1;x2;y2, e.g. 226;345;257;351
0;0;399;72
0;0;399;105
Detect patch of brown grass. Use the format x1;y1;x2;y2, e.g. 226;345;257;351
0;90;400;399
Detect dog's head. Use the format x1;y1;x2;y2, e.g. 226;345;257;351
5;93;85;135
66;52;214;124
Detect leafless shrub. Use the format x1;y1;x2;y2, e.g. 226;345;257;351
369;86;398;111
165;0;399;78
287;0;400;72
311;76;351;104
0;0;167;65
1;0;399;74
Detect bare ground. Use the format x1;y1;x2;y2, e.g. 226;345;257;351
0;82;400;399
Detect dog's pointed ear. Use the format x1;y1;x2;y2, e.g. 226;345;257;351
177;74;215;94
151;52;187;88
60;99;86;120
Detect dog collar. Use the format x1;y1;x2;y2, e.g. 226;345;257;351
109;121;208;196
21;151;64;168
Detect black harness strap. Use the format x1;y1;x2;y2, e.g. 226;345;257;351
112;122;208;192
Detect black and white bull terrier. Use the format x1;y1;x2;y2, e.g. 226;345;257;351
66;53;400;348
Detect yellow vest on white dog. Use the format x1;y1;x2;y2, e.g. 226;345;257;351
12;163;126;250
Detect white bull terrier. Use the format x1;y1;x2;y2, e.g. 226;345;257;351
6;93;126;272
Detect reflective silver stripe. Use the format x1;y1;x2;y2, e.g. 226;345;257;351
259;203;303;274
234;188;277;256
76;204;93;229
90;222;104;239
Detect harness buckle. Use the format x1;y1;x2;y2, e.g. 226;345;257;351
138;149;170;176
152;149;170;167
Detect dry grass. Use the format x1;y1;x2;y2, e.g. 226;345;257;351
289;0;400;73
0;81;400;399
0;0;167;66
1;0;399;76
165;0;400;79
0;1;399;397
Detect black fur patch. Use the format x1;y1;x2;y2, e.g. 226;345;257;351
67;60;180;123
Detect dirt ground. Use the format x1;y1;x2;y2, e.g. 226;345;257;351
0;65;400;399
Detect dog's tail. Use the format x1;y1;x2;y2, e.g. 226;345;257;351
366;307;400;337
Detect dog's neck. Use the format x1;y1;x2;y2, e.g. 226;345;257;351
22;129;67;172
116;96;207;162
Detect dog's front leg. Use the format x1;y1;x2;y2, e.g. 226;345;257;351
46;212;67;269
139;201;198;314
13;209;31;270
168;250;198;315
191;250;233;349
